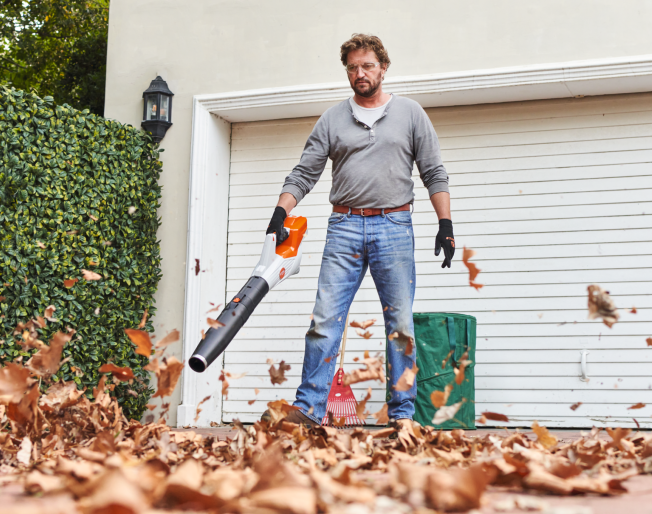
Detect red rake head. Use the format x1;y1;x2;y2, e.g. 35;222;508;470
321;368;363;428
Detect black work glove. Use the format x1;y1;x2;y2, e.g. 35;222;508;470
435;218;455;268
266;206;289;246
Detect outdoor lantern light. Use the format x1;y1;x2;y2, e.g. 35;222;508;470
141;76;174;142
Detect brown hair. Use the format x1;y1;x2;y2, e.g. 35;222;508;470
340;34;391;70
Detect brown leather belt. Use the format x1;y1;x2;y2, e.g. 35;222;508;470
333;203;411;217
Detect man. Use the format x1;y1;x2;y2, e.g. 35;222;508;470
265;34;454;427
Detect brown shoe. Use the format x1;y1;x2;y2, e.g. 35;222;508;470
284;408;318;428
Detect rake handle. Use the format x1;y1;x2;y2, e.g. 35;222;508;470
337;313;350;383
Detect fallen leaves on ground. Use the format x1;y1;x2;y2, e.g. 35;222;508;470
462;247;483;290
0;318;650;513
342;353;385;386
587;284;620;327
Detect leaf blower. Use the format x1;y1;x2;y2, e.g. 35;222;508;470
189;216;307;373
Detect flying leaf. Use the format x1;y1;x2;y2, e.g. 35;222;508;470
343;355;385;386
372;403;389;424
570;402;582;411
462;247;483;290
0;362;35;403
26;331;73;376
355;329;373;339
98;363;134;382
124;328;152;357
630;307;637;314
356;387;372;421
350;319;376;330
219;371;230;399
81;269;102;281
138;309;148;329
646;337;652;347
153;357;184;398
395;362;418;392
454;355;472;385
194;395;211;423
156;329;180;349
430;383;453;408
587;284;620;328
482;411;509;422
63;278;78;288
206;304;223;314
269;361;291;385
432;402;462;425
44;305;57;322
532;421;558;449
627;403;645;410
207;318;225;329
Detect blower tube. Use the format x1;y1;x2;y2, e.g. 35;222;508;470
189;276;269;373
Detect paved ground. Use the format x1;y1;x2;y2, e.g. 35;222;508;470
172;426;652;514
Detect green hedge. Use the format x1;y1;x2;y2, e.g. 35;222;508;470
0;86;162;420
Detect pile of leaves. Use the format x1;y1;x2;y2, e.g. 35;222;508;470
1;323;651;513
0;86;163;420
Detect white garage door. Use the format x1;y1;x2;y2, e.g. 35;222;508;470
222;92;652;428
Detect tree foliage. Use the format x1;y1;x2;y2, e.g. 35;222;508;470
0;85;163;420
0;0;109;115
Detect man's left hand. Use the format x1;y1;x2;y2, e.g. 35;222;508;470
435;219;455;268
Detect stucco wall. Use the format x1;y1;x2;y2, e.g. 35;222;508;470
104;0;652;425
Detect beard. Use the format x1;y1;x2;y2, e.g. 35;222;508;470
352;76;382;97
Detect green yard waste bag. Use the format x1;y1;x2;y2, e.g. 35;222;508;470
388;313;477;430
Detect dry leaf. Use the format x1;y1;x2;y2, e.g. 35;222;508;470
627;402;645;410
207;318;225;329
426;464;492;512
630;307;637;314
356;387;373;421
26;331;73;376
81;269;102;281
372;403;389;424
532;421;558;449
63;278;78;288
430;383;453;408
350;319;376;330
125;328;153;357
269;360;291;385
17;436;32;465
433;402;462;424
156;329;180;349
194;394;211;423
462;247;483;290
267;399;300;424
355;329;373;339
395;362;418;392
454;357;472;385
153;356;184;398
206;303;223;314
138;309;148;329
44;305;57;322
587;284;620;328
482;411;509;422
99;363;135;382
343;355;385;386
570;402;582;411
219;369;229;398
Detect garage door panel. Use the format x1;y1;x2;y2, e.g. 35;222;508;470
221;94;652;427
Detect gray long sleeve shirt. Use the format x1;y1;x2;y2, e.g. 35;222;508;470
281;94;449;209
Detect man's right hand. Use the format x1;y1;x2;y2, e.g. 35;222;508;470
266;206;289;245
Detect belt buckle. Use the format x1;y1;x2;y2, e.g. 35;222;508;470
360;208;368;217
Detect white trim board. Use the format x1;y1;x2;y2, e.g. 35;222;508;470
177;54;652;427
197;54;652;123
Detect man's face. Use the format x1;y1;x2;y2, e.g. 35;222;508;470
346;48;385;98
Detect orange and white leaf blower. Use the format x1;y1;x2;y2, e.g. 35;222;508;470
189;216;307;373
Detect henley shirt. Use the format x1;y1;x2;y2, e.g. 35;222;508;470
280;94;449;209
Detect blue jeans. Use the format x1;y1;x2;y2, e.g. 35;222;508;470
294;210;417;423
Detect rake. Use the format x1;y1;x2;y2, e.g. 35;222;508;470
321;314;364;428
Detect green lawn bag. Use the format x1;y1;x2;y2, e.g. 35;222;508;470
412;313;477;430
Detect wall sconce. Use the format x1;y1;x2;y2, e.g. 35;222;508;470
141;76;174;142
